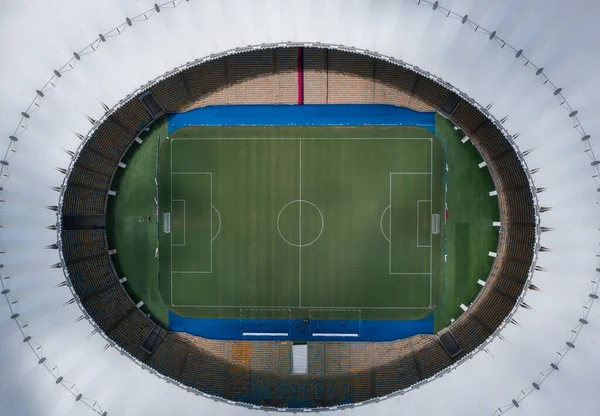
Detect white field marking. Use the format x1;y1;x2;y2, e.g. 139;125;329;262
427;139;433;306
210;172;213;273
389;170;432;285
211;206;222;241
170;137;173;306
380;205;391;243
416;200;432;248
170;173;212;275
172;200;186;246
309;309;361;319
240;308;292;317
172;137;433;141
170;304;432;309
389;172;432;175
308;308;361;335
169;136;434;309
299;138;302;308
170;137;214;306
171;172;213;174
276;200;324;248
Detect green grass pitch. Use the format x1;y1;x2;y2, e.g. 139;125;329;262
107;117;499;329
158;127;444;320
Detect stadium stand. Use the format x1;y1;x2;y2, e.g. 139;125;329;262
183;59;229;109
410;76;449;112
227;50;277;104
61;47;536;408
150;73;190;113
68;165;112;191
75;148;117;177
112;98;153;134
62;230;107;261
275;48;299;104
62;185;106;215
303;48;328;104
327;50;374;103
86;119;132;161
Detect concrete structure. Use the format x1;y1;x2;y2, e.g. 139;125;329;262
0;1;599;415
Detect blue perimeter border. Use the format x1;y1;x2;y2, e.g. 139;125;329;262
167;104;435;341
169;311;433;342
168;104;435;133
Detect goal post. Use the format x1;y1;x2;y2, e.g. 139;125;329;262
163;213;171;233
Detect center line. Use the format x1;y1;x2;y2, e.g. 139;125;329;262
299;138;302;307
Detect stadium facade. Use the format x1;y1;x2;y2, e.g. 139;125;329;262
1;0;599;415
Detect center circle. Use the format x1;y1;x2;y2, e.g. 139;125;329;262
276;200;324;247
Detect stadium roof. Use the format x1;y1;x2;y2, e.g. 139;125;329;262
1;0;599;415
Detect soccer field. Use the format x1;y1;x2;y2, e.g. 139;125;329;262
158;127;444;320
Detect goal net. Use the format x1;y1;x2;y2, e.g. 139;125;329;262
432;214;440;235
163;213;171;234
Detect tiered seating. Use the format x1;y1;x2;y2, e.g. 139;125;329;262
275;48;298;104
149;74;189;112
113;99;152;134
502;231;535;263
76;148;116;176
308;342;326;376
83;284;134;331
86;120;131;160
230;341;252;367
277;342;293;375
374;340;418;395
448;314;490;353
109;312;154;358
499;187;535;224
327;50;374;104
450;100;487;132
63;48;539;408
181;349;226;397
395;68;418;108
250;342;278;372
183;59;228;109
499;256;532;282
68;165;111;191
67;255;116;299
62;185;106;215
471;123;513;160
489;153;529;190
303;48;328;104
227;50;276;104
470;287;516;331
348;343;372;402
491;273;526;299
410;76;449;112
229;364;252;401
62;230;106;261
374;60;409;106
411;335;453;379
324;343;351;375
146;333;191;380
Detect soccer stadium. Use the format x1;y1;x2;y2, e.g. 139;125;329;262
1;1;599;415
